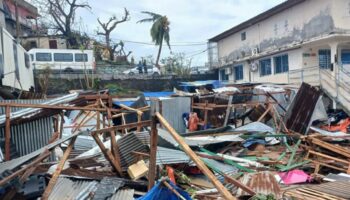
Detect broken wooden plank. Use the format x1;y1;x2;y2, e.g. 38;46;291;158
155;112;236;200
41;136;77;200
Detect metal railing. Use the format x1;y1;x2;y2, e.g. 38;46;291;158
288;65;350;111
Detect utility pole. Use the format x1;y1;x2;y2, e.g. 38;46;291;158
14;0;20;41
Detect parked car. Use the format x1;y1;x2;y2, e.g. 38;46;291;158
123;65;161;75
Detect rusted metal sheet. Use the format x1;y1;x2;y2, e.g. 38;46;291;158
285;181;350;200
237;171;282;199
284;82;322;134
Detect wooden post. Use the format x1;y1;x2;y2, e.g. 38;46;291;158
41;136;77;200
5;105;11;161
155;112;235;200
59;112;64;139
137;113;142;132
148;116;158;190
96;111;101;130
224;95;233;126
204;101;209;127
91;133;123;176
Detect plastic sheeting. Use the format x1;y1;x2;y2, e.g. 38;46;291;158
137;180;192;200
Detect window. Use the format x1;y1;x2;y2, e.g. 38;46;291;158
36;53;52;61
220;69;228;81
54;53;73;62
241;32;246;41
259;58;272;76
319;49;331;69
49;40;58;49
341;49;350;64
29;41;37;49
75;53;88;62
274;54;289;74
234;65;244;80
24;53;30;68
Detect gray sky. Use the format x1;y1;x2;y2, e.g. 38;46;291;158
76;0;285;66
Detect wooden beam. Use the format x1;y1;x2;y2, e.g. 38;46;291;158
92;120;152;135
224;174;256;196
148;116;158;190
91;133;123;176
5;105;11;161
0;149;51;187
41;136;77;200
155;112;236;200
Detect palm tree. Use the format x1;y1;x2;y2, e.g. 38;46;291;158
138;11;171;68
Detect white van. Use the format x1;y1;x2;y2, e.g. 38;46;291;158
28;48;95;72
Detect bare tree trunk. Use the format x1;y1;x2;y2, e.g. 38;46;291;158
155;35;163;69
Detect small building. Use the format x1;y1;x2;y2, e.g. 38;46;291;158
21;35;67;50
208;0;350;84
0;0;39;38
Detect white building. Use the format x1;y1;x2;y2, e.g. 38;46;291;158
209;0;350;83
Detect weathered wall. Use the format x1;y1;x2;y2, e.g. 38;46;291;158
34;73;218;95
217;0;338;61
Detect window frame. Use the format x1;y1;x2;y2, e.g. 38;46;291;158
319;49;331;69
241;32;246;41
36;53;52;62
75;53;88;62
341;49;350;65
234;64;244;81
54;53;73;62
274;54;289;74
259;58;272;76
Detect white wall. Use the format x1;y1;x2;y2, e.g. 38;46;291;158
217;0;338;63
1;28;34;91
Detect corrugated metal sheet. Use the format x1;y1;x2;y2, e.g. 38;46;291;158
237;171;282;199
93;177;125;200
201;158;239;183
0;131;83;174
0;93;78;124
284;83;322;134
117;133;149;171
0;116;53;157
157;147;192;165
151;97;191;133
158;128;243;147
49;177;98;200
109;189;134;200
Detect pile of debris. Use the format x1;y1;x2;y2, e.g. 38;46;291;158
1;82;350;200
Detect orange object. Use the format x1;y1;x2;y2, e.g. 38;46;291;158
322;118;350;133
166;166;176;184
188;112;199;132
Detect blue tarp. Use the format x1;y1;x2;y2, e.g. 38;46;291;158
137;181;192;200
143;92;174;98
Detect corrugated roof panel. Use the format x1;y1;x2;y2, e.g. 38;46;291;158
0;116;54;157
49;177;98;200
109;189;134;200
93;177;125;200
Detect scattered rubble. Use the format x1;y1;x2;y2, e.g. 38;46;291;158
0;82;350;199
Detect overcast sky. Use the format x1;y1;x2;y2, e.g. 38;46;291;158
74;0;285;66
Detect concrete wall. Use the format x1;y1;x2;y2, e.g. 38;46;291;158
21;36;67;50
215;0;350;83
217;0;338;61
34;73;218;95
